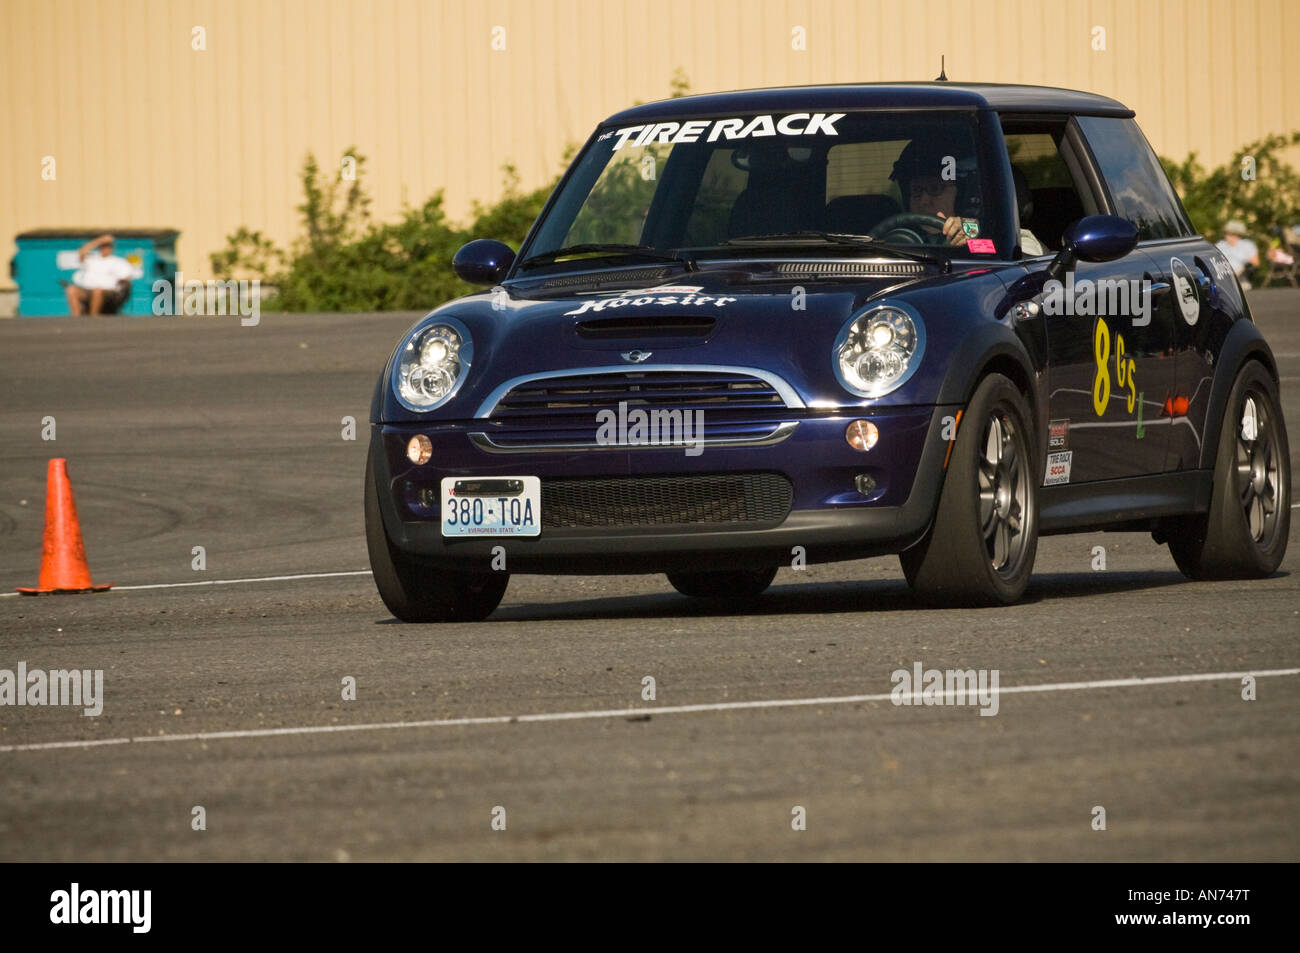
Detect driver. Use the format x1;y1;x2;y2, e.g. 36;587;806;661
889;139;978;247
889;139;1046;255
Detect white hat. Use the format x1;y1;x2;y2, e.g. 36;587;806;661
1224;219;1248;237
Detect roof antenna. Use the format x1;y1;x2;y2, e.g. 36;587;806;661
935;55;947;81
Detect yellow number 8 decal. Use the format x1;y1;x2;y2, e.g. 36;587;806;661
1092;317;1111;416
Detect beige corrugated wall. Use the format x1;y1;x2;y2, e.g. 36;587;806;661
2;0;1297;282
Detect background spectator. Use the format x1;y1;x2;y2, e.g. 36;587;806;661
64;233;133;315
1215;219;1260;290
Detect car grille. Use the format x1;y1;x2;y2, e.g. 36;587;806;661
480;369;795;449
541;473;792;529
490;369;786;417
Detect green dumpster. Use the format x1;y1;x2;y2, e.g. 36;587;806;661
11;228;179;316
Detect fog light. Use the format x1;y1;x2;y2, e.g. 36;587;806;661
845;419;878;451
406;434;433;464
855;474;877;495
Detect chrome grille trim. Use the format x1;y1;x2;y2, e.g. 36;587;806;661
473;364;805;418
467;421;798;454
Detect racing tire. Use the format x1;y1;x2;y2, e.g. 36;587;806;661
666;567;778;600
1168;361;1291;579
365;452;509;622
900;373;1039;605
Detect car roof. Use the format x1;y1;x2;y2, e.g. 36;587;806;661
603;82;1134;124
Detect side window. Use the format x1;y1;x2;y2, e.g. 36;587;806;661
1076;116;1193;241
1004;132;1075;189
1000;121;1092;253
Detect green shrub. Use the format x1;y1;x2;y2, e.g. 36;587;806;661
212;72;694;312
1161;131;1300;284
212;151;558;312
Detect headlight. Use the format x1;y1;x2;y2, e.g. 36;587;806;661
393;318;473;410
833;304;925;398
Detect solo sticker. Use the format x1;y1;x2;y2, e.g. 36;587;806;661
1044;450;1072;486
967;238;996;254
1048;418;1069;450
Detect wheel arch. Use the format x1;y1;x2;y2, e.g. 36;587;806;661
935;322;1044;460
1199;319;1280;470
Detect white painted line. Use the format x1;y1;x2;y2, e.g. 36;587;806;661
110;570;373;591
2;667;1295;754
1;569;373;598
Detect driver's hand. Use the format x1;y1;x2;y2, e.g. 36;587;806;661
936;213;968;247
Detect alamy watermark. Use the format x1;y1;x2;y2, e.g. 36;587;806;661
890;661;1000;716
0;662;103;716
1041;274;1151;326
50;884;150;933
152;272;260;325
596;401;705;456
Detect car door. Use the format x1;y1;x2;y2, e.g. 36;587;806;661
1020;119;1172;484
1040;253;1172;484
1074;115;1205;476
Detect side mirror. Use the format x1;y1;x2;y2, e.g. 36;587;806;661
1046;215;1138;281
453;239;515;285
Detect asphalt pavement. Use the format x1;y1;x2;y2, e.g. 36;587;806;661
0;292;1296;861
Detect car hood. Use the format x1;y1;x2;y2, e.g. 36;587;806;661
376;262;1020;422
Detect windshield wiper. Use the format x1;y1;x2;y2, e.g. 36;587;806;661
724;230;871;246
518;243;697;270
721;231;949;270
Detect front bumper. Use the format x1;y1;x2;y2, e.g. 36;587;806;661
369;405;958;573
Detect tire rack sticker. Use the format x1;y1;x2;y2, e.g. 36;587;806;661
1045;450;1072;486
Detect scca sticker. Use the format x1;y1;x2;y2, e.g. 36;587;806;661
609;114;845;151
1044;450;1072;486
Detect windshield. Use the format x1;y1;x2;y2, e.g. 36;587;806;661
520;110;1008;271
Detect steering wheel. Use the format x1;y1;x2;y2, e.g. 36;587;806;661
868;212;949;245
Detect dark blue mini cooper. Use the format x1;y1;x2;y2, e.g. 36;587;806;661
366;82;1291;621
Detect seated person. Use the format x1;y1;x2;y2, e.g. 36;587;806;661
888;142;1044;254
64;233;134;316
1215;220;1259;289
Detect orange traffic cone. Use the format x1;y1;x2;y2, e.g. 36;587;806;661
16;459;113;595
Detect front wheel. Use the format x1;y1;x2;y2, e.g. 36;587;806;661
1167;361;1291;578
365;452;508;622
900;373;1039;605
666;567;778;600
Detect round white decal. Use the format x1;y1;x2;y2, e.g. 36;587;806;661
1170;257;1200;326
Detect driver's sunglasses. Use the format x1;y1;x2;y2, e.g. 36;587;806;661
908;181;952;199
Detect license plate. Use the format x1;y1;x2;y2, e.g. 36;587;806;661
440;476;541;537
